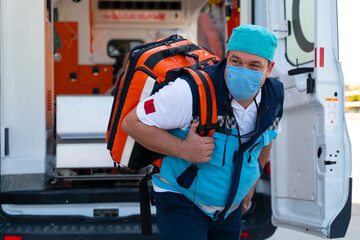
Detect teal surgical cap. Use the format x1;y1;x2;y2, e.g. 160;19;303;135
227;24;278;62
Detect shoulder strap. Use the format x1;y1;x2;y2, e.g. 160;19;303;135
183;68;218;136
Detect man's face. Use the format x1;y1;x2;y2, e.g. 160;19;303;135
225;51;274;88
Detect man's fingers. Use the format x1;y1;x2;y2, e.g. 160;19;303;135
205;149;213;156
199;142;214;152
189;121;199;133
200;136;215;145
182;122;217;163
242;205;248;214
198;155;212;163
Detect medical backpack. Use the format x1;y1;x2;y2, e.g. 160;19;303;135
106;34;220;171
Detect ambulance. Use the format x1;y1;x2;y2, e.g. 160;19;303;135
0;0;351;239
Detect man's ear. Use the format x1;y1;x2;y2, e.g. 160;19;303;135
266;61;275;78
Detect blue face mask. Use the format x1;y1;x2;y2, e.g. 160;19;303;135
226;65;265;101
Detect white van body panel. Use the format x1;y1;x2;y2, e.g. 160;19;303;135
270;0;352;238
2;202;156;218
0;0;352;238
0;0;47;176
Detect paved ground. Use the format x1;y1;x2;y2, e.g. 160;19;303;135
268;204;360;240
268;114;360;239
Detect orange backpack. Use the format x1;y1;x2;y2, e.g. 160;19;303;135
106;35;219;171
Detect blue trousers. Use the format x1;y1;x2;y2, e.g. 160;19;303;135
152;190;242;240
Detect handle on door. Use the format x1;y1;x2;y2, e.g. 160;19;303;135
4;128;9;156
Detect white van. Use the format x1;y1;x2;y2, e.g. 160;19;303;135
0;0;351;239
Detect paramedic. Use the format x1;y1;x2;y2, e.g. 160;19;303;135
122;24;283;240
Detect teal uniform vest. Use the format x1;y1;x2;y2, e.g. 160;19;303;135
153;59;284;221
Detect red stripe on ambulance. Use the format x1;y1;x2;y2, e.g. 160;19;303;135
320;47;324;67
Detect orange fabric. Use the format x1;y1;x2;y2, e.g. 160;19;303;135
153;159;163;170
184;68;208;136
106;73;125;141
111;70;151;162
198;70;217;136
106;36;219;168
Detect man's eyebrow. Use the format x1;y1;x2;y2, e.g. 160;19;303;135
249;60;264;65
229;55;241;61
229;55;266;67
249;60;266;67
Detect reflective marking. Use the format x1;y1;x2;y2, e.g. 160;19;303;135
120;136;135;167
320;47;324;67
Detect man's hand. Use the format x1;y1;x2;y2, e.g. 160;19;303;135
242;184;256;214
180;121;215;163
122;108;214;164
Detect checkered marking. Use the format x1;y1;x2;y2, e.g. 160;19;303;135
266;117;281;131
191;116;237;129
217;116;237;129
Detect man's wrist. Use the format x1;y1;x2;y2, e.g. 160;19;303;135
177;139;187;160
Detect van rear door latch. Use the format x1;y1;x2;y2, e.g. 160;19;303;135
307;73;315;94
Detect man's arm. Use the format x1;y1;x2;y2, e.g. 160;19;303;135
258;142;272;169
242;142;272;213
122;107;215;164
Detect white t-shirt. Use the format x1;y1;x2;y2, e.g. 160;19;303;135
137;78;192;131
137;78;262;139
136;77;262;192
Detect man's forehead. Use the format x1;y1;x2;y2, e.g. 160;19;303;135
228;51;267;65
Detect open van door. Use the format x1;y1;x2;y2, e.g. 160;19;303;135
268;0;352;238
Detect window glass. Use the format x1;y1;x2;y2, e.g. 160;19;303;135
107;39;143;58
285;0;314;66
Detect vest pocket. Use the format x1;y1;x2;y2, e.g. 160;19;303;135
208;132;227;167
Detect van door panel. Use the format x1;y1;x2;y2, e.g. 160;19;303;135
269;0;351;238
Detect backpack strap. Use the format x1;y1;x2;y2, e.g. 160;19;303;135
183;68;218;136
139;69;218;236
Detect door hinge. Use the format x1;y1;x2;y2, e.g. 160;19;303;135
273;20;290;39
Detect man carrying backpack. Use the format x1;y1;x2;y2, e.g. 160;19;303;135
122;24;284;240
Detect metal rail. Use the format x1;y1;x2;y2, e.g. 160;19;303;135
345;90;360;107
53;174;145;181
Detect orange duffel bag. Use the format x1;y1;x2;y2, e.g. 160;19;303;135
106;34;219;171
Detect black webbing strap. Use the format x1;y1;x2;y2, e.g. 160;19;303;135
144;44;201;70
139;174;152;235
